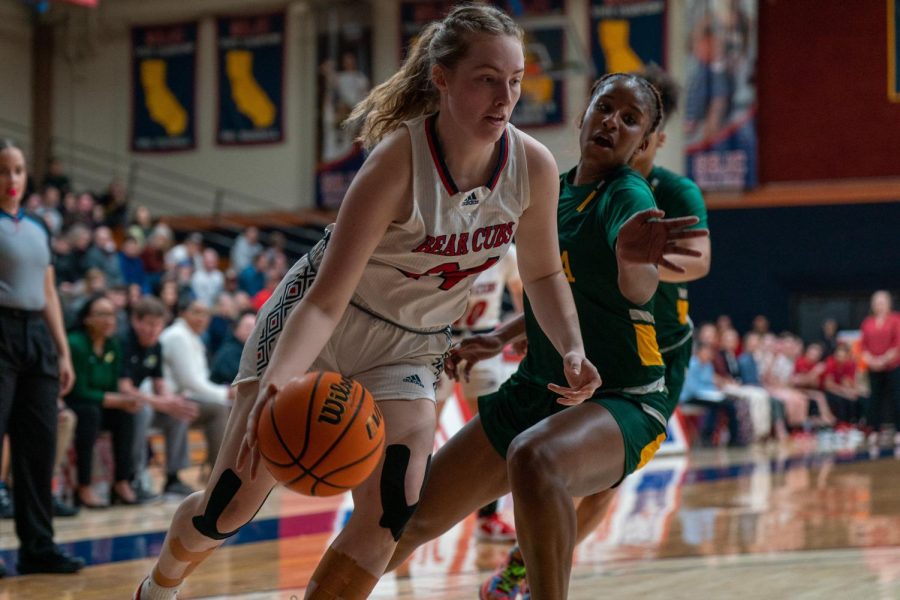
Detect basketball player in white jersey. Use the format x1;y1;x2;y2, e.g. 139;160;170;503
434;245;523;542
135;7;604;600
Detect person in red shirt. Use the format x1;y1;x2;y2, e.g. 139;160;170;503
859;290;900;444
791;342;834;426
822;342;860;426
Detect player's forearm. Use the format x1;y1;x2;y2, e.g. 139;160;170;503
523;271;585;357
659;254;711;283
616;258;659;306
493;314;526;345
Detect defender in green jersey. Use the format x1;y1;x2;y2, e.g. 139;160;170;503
387;73;708;600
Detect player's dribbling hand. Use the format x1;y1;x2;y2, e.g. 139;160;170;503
548;352;602;406
237;383;279;479
446;334;505;382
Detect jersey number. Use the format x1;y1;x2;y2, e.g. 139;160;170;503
465;300;488;328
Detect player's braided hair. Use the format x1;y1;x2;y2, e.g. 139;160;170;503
586;72;664;136
633;63;679;128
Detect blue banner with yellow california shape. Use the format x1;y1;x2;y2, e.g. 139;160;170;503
590;0;666;76
131;22;197;152
216;12;285;145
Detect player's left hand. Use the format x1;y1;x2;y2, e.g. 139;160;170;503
617;208;708;273
548;352;602;406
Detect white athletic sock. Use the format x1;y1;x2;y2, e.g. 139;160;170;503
136;575;181;600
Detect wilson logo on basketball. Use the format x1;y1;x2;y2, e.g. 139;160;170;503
318;377;354;425
365;410;382;440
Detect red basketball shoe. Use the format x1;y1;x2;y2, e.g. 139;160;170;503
476;513;517;542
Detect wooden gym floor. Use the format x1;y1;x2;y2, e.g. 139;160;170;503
2;437;899;599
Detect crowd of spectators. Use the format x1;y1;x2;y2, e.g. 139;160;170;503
680;291;900;449
0;163;293;515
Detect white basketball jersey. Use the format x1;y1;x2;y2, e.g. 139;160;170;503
351;114;530;329
453;244;519;332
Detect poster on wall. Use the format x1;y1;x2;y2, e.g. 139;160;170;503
683;0;757;191
216;13;285;145
315;6;372;210
590;0;666;76
131;22;197;152
512;26;566;127
890;0;900;102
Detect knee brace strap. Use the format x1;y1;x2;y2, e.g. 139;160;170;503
191;468;245;540
307;547;378;600
378;445;432;541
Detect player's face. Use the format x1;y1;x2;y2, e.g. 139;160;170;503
0;148;27;207
436;33;524;143
579;80;651;170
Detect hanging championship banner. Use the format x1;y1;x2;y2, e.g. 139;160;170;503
216;12;285;145
315;6;372;209
131;22;197;152
590;0;666;76
683;0;757;191
890;0;900;102
512;26;566;128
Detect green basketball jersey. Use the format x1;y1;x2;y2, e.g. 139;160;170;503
517;165;666;395
648;166;708;352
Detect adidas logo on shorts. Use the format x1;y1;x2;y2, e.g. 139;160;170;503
402;374;425;388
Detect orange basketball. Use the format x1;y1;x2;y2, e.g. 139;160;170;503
257;371;385;496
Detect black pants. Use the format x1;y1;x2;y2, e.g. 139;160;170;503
684;398;739;446
866;367;900;431
69;404;136;486
0;310;59;557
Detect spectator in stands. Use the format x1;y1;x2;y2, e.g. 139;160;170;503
86;226;124;287
822;342;862;426
206;292;238;358
251;267;282;312
165;232;203;272
156;276;181;325
55;224;93;286
681;342;739;446
222;268;240;295
159;298;232;488
127;205;155;246
818;318;839;358
141;226;171;289
63;192;97;230
751;314;770;335
792;341;835;426
118;296;199;500
238;251;267;297
191;248;224;307
741;332;788;440
39;186;63;235
42;157;71;196
229;226;263;274
98;179;128;229
65;293;142;508
718;328;770;442
119;234;148;292
859;290;900;445
210;311;256;385
264;230;288;269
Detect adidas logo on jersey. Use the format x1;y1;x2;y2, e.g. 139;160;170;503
402;374;425;388
461;191;479;206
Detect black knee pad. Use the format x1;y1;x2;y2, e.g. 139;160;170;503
192;468;268;540
378;445;432;541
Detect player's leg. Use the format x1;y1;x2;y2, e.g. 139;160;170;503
463;355;516;542
506;402;628;600
304;397;436;599
387;414;511;572
137;380;276;599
